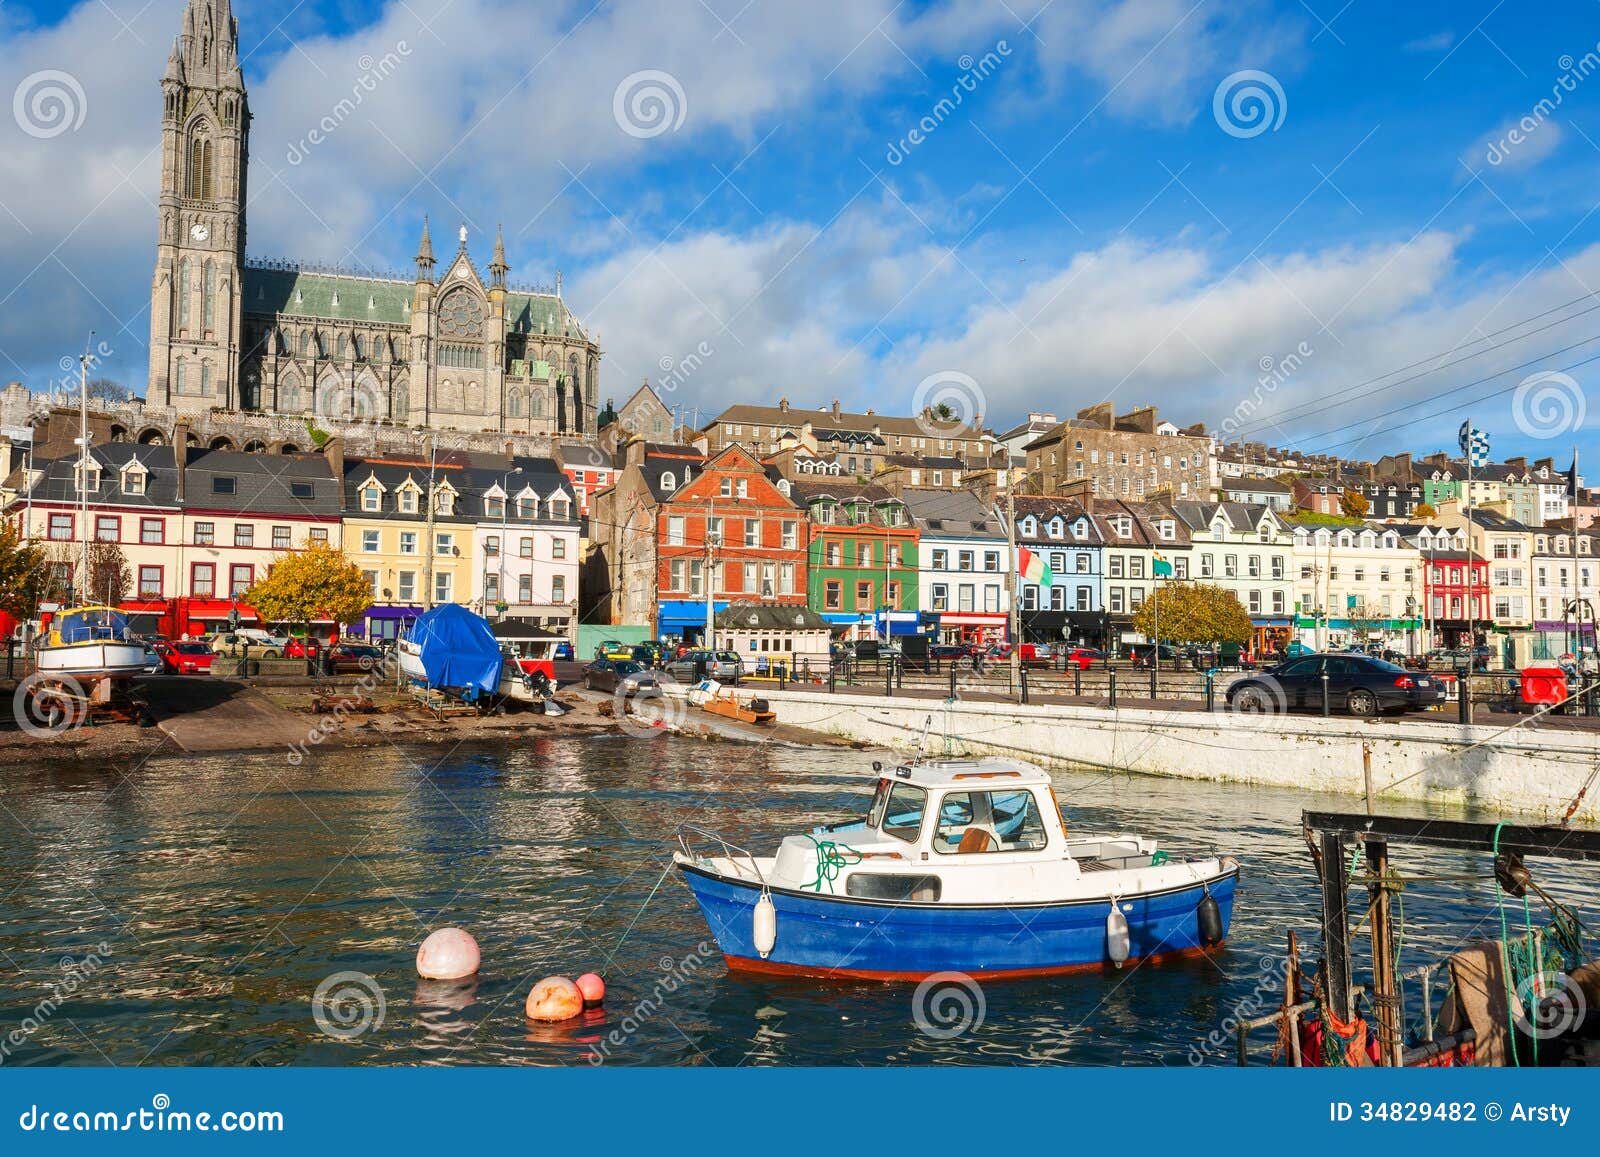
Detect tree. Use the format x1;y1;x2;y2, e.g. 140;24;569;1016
86;377;133;404
0;522;52;620
1130;582;1254;645
83;540;132;604
1339;489;1370;519
243;543;372;639
1414;501;1438;519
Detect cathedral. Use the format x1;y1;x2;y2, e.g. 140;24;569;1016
146;0;601;437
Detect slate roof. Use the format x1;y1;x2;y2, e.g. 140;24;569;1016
342;456;576;524
707;403;986;440
183;449;342;517
900;488;1003;539
20;444;182;509
714;601;831;631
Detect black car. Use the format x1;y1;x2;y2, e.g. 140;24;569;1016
1226;653;1446;716
582;658;660;694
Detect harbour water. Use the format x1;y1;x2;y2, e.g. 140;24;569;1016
1;736;1592;1066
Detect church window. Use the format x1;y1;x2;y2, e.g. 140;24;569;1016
339;334;349;359
530;393;545;418
201;363;212;397
203;260;216;331
175;360;187;395
299;332;310;356
508;390;523;418
178;260;191;330
187;136;213;200
437;289;485;340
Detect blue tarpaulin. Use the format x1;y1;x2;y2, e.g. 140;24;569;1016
407;604;503;695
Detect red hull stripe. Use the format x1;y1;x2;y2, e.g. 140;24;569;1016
722;941;1225;982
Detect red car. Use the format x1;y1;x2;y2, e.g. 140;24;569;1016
1062;647;1108;671
283;637;324;658
163;641;217;674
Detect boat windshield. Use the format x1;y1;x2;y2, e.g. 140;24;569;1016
933;789;1049;854
55;609;129;643
879;783;927;844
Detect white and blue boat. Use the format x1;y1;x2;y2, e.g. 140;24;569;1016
675;757;1240;980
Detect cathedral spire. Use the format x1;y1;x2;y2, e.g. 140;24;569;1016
415;216;435;277
489;224;508;289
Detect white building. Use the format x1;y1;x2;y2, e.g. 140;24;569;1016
1289;522;1424;654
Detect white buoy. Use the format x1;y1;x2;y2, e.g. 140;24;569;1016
1105;902;1130;968
753;892;777;958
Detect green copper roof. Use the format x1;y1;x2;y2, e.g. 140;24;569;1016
244;267;413;325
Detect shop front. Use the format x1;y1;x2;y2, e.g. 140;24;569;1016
1019;609;1106;648
118;597;262;640
935;610;1008;645
1252;617;1295;657
658;599;729;646
355;605;423;643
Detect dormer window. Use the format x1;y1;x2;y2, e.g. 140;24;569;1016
120;463;147;496
398;487;418;514
550;497;570;520
361;486;382;512
660;471;676;493
75;459;101;494
517;493;539;519
1048;518;1064;539
1020;516;1038;537
484;494;506;519
434;489;455;515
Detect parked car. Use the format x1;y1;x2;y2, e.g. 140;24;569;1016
1062;647;1108;671
1283;640;1314;658
553;641;574;660
1226;654;1447;716
985;643;1054;667
853;640;903;662
326;642;385;673
583;658;659;694
283;637;323;658
210;628;290;657
928;643;977;661
663;649;744;684
1126;643;1178;668
630;644;661;668
163;641;217;674
138;642;165;674
595;639;634;661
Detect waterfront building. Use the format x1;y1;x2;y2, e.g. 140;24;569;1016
702;398;992;466
590;442;806;642
993;412;1059;466
1287;521;1424;654
1024;404;1211;502
148;1;599;434
10;443;342;635
712;601;832;674
1418;456;1567;525
1395;524;1488;649
1169;501;1294;653
1011;496;1108;647
1293;472;1424;520
1529;521;1598;655
340;453;579;641
1221;476;1294;511
900;489;1009;646
1433;502;1534;638
1098;500;1193;648
791;480;919;642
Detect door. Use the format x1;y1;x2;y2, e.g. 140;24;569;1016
1322;656;1361;710
1274;656;1323;708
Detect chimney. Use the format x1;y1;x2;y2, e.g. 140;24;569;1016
324;436;345;512
625;435;648;469
1076;402;1113;430
1118;405;1157;434
173;425;188;503
1505;455;1527;472
831;399;841;419
778;397;789;413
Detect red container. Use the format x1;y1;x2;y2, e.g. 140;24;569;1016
1520;666;1570;708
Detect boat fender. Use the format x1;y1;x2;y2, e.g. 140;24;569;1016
1105;901;1130;968
1197;885;1223;947
753;891;777;959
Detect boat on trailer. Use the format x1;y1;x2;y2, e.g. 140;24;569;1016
674;756;1240;980
35;606;149;679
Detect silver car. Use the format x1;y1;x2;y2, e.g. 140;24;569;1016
665;649;744;684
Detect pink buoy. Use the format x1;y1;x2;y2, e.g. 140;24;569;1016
416;927;480;980
525;976;584;1022
575;972;605;1008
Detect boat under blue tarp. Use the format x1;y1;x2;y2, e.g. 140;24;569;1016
399;604;503;697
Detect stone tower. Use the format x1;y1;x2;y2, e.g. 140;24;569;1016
148;0;249;414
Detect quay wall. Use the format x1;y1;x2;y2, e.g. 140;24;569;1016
747;689;1600;822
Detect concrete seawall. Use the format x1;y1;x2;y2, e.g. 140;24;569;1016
747;688;1600;823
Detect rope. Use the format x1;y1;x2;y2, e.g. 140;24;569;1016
802;835;862;893
1491;821;1541;1068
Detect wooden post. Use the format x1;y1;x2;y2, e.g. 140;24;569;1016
1367;837;1402;1067
1318;829;1353;1024
1285;930;1304;1068
1362;741;1374;814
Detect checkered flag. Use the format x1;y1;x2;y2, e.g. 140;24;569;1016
1458;419;1490;468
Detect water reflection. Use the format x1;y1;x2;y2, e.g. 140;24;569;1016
0;737;1594;1067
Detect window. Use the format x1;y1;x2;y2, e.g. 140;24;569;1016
399;489;418;514
1223;554;1238;578
983;551;999;572
229;564;252;596
880;783;927;844
518;575;532;603
122;468;146;496
519;537;534;559
825;580;843;610
138;566;162;596
1175;557;1189;580
140;517;164;545
291;481;313;500
931;583;949;611
399;531;417;555
720;478;732;497
931;549;948;570
95;515;119;542
958;550;974;571
1076;586;1091;611
435;573;453;604
191;563;215;597
1129;557;1144;579
667;516;685;546
272;525;292;550
1247;555;1260;578
398;572;416;602
1109;587;1125;613
958;584;975;612
48;514;73;541
856;580;873;609
857;543;872;567
484;574;500;603
193;521;214;545
933;791;1047;853
213;476;236;495
484;535;500;557
435;533;454;556
886;581;902;609
744;520;760;548
782;521;798;550
485;495;506;519
1109;556;1124;578
309;527;329;546
234;524;254;547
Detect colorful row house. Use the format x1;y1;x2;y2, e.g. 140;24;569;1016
793;481;919;641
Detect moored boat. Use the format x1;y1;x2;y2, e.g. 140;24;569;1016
34;606;149;679
674;756;1239;980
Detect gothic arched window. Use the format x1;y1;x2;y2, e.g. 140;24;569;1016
175;359;187;395
530;392;545;418
187;136;213;200
203;260;216;331
299;332;310;357
201;362;212;397
178;259;191;330
508;390;523;418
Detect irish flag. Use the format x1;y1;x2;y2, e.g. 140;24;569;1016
1019;547;1053;588
1153;551;1174;577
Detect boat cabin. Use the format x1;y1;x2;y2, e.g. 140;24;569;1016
47;606;134;646
490;619;563;678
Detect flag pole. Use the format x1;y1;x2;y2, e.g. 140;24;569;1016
1006;464;1020;700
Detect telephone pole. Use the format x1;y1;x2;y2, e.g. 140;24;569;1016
1006;462;1021;698
703;500;718;650
422;434;438;609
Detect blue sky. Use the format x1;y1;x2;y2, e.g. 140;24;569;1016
3;0;1600;465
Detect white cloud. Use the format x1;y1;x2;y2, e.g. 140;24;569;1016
1466;117;1564;173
